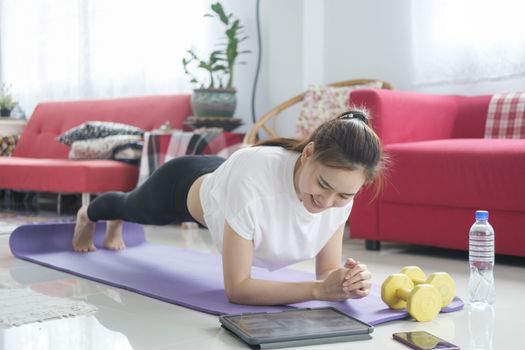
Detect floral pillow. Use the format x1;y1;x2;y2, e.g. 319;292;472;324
0;135;19;157
69;135;143;160
296;82;384;138
57;121;144;145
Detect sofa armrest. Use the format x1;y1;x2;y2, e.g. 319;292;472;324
350;89;491;144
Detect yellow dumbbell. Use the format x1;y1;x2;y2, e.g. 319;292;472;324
401;266;456;307
381;273;442;322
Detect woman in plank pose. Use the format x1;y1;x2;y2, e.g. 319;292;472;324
73;109;386;306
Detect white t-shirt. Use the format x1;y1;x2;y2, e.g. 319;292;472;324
200;146;353;271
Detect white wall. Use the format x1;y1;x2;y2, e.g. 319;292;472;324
241;0;525;136
239;0;315;137
324;0;414;90
250;0;305;136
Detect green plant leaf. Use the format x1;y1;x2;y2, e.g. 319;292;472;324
211;3;228;24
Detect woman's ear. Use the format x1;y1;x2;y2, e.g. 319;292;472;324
302;142;314;160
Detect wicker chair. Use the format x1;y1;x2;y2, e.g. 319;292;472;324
243;79;394;145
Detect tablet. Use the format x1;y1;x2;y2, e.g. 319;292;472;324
219;307;374;349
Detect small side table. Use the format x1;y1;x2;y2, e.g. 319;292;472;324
0;118;27;136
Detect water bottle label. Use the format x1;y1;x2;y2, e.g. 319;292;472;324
470;260;493;269
469;232;494;264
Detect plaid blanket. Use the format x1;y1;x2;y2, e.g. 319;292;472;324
138;130;245;186
484;92;525;139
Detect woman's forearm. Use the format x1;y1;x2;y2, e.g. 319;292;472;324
317;267;339;281
227;278;323;305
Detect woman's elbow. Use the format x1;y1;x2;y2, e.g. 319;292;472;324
224;282;248;304
224;285;237;303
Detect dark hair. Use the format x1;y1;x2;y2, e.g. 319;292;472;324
256;108;388;197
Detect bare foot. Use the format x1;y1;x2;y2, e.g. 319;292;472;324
72;206;96;252
104;220;126;250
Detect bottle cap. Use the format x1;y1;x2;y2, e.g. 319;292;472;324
475;210;489;220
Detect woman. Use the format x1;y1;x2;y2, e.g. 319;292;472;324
73;110;386;306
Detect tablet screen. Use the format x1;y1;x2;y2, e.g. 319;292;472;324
221;308;372;341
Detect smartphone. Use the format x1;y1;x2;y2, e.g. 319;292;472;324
393;331;460;350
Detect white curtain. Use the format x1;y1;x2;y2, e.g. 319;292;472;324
412;0;525;85
0;0;210;115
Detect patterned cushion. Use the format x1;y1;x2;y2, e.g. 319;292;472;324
0;135;19;156
296;82;384;138
112;141;143;165
57;121;144;145
484;92;525;139
69;135;143;160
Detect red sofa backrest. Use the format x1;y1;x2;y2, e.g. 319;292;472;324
350;89;492;144
13;94;191;159
454;94;492;138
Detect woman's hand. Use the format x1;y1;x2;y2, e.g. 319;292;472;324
317;267;355;301
316;259;372;301
342;258;372;298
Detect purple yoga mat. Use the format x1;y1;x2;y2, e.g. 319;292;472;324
9;222;463;325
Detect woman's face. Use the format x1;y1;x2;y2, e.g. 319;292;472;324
294;143;367;214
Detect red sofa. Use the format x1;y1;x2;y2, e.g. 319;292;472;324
0;95;191;205
348;89;525;257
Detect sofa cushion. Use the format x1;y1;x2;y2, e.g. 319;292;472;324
0;135;18;156
349;89;491;144
484;91;525;139
384;139;525;212
69;134;143;160
57;121;144;145
0;157;138;193
112;142;143;164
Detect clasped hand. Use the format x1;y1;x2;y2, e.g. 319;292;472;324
319;258;372;301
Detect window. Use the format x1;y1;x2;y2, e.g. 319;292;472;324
412;0;525;85
0;0;209;113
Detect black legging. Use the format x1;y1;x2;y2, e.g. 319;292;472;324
86;155;225;225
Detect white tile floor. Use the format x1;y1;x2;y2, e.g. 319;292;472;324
1;219;524;349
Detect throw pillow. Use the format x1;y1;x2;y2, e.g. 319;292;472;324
112;141;143;165
296;82;384;138
57;121;144;145
69;135;143;160
0;135;19;156
484;92;525;139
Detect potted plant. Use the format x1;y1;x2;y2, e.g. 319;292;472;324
182;2;250;118
0;83;17;117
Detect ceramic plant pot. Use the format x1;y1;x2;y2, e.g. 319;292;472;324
191;88;237;117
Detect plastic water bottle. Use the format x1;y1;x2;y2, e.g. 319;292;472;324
468;304;495;350
468;210;495;306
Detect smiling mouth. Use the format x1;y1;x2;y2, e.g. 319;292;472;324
310;195;323;209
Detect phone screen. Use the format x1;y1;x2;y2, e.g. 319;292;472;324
393;331;460;350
